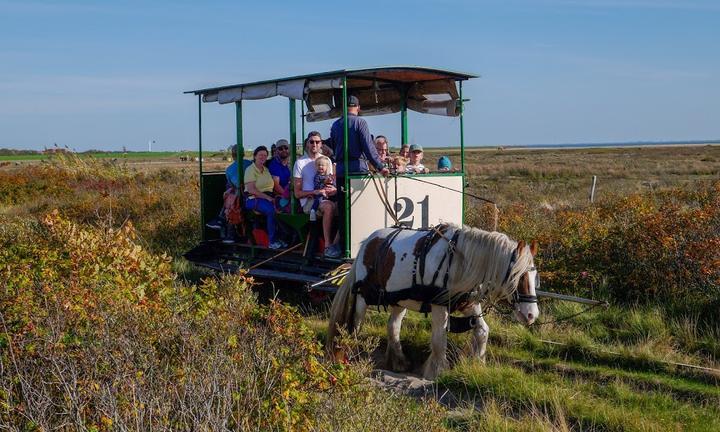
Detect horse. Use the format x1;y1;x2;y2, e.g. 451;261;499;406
328;223;539;379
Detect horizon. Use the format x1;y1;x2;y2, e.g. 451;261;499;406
1;0;718;152
5;138;720;154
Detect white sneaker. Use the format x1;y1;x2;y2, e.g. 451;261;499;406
309;209;317;221
268;241;284;250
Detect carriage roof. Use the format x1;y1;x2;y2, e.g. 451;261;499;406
185;66;477;96
185;66;478;122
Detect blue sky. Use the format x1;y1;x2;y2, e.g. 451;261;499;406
1;0;718;151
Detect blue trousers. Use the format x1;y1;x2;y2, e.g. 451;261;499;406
245;197;277;243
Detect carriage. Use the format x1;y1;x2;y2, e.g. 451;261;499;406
182;66;608;378
183;66;477;290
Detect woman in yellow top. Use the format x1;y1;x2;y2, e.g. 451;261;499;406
244;146;286;249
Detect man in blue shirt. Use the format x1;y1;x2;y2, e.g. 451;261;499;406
225;144;252;189
268;139;292;212
330;95;389;257
268;139;291;190
330;96;389;176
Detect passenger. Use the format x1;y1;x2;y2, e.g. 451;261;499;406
437;155;452;172
268;139;291;212
392;155;408;174
374;135;392;169
206;145;251;242
245;146;286;250
399;143;410;159
330;95;389;255
405;144;429;174
307;156;335;222
294;131;341;258
225;144;252;190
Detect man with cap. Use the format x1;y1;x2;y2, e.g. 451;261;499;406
268;139;292;212
405;144;429;174
330;95;389;256
330;95;388;177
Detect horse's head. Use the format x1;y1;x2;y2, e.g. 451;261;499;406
509;240;540;325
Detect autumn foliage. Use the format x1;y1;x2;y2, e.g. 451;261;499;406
490;181;720;321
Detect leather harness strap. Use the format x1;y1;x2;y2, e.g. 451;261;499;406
372;227;404;310
356;225;469;315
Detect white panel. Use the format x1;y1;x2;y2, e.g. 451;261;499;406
349;175;464;256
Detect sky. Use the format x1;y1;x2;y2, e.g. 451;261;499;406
1;0;718;152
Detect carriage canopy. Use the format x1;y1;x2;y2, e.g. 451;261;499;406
185;66;478;121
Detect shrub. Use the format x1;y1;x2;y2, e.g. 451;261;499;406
498;181;720;324
0;213;444;431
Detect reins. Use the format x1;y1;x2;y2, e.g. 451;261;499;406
529;301;607;326
367;173;499;231
369;174;399;225
399;174;496;205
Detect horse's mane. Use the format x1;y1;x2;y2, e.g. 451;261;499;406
449;224;534;302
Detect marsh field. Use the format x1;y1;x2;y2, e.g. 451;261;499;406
1;144;719;431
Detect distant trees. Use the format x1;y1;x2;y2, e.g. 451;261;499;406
0;148;41;156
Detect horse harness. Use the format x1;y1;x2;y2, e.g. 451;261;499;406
502;250;539;305
353;225;479;333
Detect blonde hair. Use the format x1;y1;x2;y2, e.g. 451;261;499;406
315;155;331;169
392;156;408;169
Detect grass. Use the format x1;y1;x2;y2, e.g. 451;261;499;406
3;144;720;430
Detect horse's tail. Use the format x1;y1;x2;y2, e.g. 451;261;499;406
327;261;357;361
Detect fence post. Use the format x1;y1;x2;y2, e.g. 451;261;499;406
590;175;597;203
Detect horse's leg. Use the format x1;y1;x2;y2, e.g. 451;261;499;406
422;305;449;380
385;306;410;372
463;303;490;363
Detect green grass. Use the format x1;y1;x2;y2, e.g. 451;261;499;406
439;355;720;431
329;302;720;430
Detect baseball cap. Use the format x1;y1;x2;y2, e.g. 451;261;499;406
410;144;424;152
275;139;289;148
348;95;360;107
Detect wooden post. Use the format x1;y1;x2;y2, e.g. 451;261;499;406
590;175;597;203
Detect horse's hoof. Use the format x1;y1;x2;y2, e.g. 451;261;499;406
422;358;447;380
392;356;411;372
385;349;411;372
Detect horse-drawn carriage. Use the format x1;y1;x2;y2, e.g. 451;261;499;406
184;66;477;290
183;66;606;378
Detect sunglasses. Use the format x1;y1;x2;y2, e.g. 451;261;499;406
309;140;323;144
278;146;289;150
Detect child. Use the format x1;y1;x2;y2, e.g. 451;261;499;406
405;144;429;174
309;156;335;221
392;156;408;174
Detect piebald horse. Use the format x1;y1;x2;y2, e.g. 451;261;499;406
328;224;539;379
